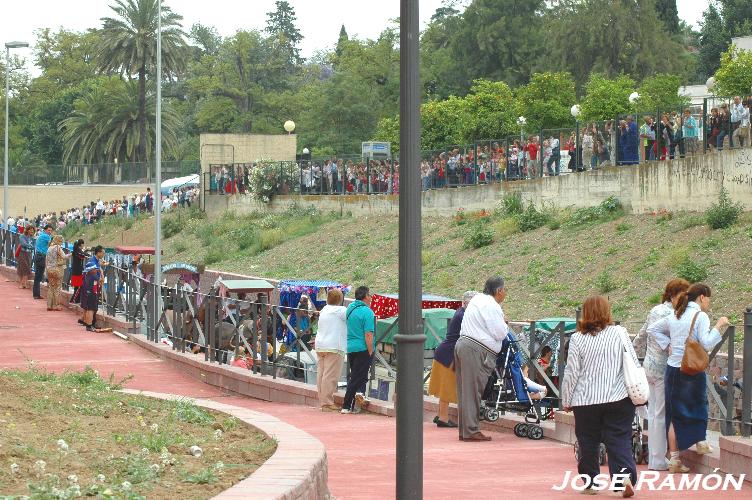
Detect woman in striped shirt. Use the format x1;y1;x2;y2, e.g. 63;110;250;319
562;296;638;497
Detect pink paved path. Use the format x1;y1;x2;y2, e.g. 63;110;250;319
1;278;750;499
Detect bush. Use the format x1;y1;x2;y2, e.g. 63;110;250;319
565;196;624;227
204;243;226;265
172;240;188;253
595;270;618;293
463;223;494;249
493;217;519;237
495;192;524;216
706;188;744;230
678;214;704;230
675;256;709;283
162;216;183;239
259;228;284;251
515;204;549;232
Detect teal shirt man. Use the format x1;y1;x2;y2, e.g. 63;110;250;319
346;299;375;353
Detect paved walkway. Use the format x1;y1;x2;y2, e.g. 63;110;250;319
1;278;751;499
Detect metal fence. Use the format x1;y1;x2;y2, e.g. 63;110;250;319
199;96;751;201
1;226;751;436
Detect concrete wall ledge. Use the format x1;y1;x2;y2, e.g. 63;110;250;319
119;389;330;500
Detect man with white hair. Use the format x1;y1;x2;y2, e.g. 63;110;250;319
454;276;510;441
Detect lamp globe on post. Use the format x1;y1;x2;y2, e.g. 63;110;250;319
284;120;296;134
705;76;716;93
629;92;640;104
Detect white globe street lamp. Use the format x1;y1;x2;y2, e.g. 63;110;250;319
570;104;581;119
284;120;296;134
302;147;309;155
706;76;716;92
629;92;640;104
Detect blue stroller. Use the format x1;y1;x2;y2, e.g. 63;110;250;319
480;332;554;440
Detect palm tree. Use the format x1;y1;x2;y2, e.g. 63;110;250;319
97;0;187;163
60;77;180;173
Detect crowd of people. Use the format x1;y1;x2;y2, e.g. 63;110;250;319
2;185;199;238
8;219;107;331
208;97;752;200
309;273;733;497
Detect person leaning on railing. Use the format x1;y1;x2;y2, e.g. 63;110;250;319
633;278;689;472
647;283;729;473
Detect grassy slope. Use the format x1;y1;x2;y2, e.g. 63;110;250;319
62;206;752;329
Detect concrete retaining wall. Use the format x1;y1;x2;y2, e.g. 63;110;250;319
205;148;752;217
0;184;151;221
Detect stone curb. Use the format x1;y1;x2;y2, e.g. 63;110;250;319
119;389;331;500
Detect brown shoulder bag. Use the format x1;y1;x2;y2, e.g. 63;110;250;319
680;312;708;375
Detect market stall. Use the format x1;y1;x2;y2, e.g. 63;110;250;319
375;308;456;349
370;292;462;319
277;279;350;348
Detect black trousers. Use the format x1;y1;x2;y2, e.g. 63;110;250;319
343;351;372;411
573;397;637;487
33;254;46;298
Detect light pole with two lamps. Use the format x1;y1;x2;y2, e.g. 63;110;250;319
3;41;28;263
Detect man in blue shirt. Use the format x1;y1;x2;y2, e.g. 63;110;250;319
341;285;376;414
32;225;53;299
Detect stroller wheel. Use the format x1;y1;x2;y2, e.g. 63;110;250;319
633;438;644;464
574;441;581;463
599;444;607;465
527;425;544;440
514;423;529;438
486;408;499;422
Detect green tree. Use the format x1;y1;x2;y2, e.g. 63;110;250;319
265;0;303;70
698;0;752;80
193;96;240;133
545;0;690;89
698;4;730;79
97;0;187;163
713;47;752;96
447;0;545;90
655;0;680;34
515;72;576;131
635;74;688;112
580;73;636;121
59;77;179;166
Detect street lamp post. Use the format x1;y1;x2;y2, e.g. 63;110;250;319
3;41;28;258
284;120;296;135
395;1;424;499
154;0;163;315
3;41;29;263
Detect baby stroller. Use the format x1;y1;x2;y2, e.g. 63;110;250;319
480;332;554;440
573;410;647;466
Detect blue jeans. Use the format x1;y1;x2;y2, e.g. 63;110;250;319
546;155;560;176
33;253;46;298
717;130;728;150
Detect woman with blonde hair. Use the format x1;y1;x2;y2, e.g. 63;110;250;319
562;296;638;497
45;234;70;311
315;289;347;411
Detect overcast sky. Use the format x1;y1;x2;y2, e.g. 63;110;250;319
2;0;708;72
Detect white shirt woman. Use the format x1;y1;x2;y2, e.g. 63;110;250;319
315;290;348;410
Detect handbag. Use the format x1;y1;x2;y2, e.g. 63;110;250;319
619;329;649;405
680;312;708;375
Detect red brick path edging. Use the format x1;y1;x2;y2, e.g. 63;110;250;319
120;390;330;500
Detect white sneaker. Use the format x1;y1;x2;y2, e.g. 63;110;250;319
340;406;361;415
668;459;689;473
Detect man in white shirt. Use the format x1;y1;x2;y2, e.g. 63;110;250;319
730;96;744;148
454;276;509;442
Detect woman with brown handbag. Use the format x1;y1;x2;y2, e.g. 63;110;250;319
647;283;729;473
